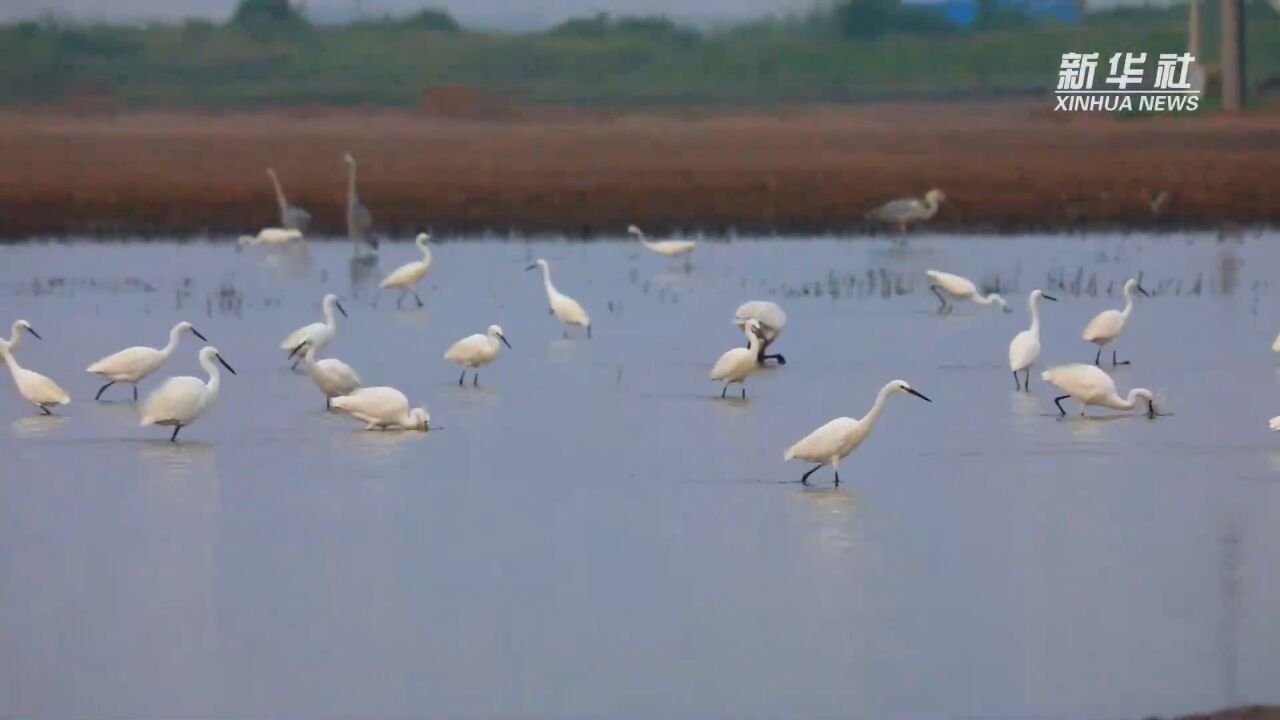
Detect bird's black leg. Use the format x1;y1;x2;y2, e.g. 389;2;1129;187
741;387;746;399
587;325;592;339
834;471;840;487
170;425;181;442
472;372;478;387
761;353;787;365
1012;370;1021;391
931;285;948;313
396;290;406;309
291;358;301;371
800;464;823;485
413;291;424;308
458;370;465;386
1054;395;1070;415
94;381;115;401
1094;347;1102;365
326;397;331;409
721;386;727;398
1023;368;1031;391
1113;349;1129;366
39;405;51;416
133;384;138;401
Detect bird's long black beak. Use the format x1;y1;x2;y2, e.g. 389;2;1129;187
499;334;512;349
288;341;307;359
26;327;41;340
336;301;349;318
905;387;932;403
192;328;208;341
1137;285;1151;297
216;353;237;375
1042;294;1058;302
525;264;537;271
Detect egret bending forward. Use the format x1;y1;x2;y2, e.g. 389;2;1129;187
1042;364;1156;418
711;319;764;399
332;387;430;431
266;167;311;232
281;293;347;369
0;342;68;415
1008;290;1057;390
1083;278;1148;365
239;228;302;246
926;270;1009;313
301;345;361;408
380;233;432;308
866;189;946;233
140;346;236;441
444;325;511;386
784;380;932;486
527;259;591;338
0;319;41;361
733;300;787;365
86;321;207;401
628;224;696;258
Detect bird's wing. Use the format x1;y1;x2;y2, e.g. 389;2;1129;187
281;322;320;350
19;369;69;404
785;417;854;461
1082;310;1121;341
337;387;406;419
1008;331;1037;370
140;376;204;423
380;261;421;288
710;348;748;380
1271;416;1280;432
444;335;483;362
555;295;590;326
867;198;923;221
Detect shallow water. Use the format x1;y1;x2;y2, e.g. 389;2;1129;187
0;234;1278;719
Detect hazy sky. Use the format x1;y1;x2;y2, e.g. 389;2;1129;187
0;0;824;28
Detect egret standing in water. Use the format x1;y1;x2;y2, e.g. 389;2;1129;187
1082;277;1148;365
301;345;361;409
711;319;765;399
926;270;1009;313
784;380;932;487
866;189;946;233
444;325;511;386
1042;364;1156;418
0;341;68;415
1008;290;1057;391
527;258;591;338
266;167;311;232
379;233;432;308
85;321;208;401
343;152;378;256
0;319;41;362
140;346;236;441
332;387;430;431
281;293;347;369
628;224;696;258
733;300;787;365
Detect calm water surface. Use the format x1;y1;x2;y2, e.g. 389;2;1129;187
0;234;1278;719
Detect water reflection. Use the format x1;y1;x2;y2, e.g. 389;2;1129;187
10;414;69;438
793;486;861;555
137;440;217;483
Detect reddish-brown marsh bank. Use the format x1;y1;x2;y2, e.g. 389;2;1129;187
0;102;1277;237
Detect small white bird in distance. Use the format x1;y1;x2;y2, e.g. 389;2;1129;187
784;379;932;487
0;338;68;415
300;345;361;409
139;346;236;441
926;269;1009;313
527;258;591;338
444;325;511;386
281;293;347;370
628;224;696;258
379;233;432;308
1082;277;1148;366
238;228;303;246
86;320;207;401
866;188;946;233
332;387;430;431
1008;290;1057;391
1041;364;1156;418
710;318;765;399
733;301;787;365
1269;416;1280;432
0;319;41;363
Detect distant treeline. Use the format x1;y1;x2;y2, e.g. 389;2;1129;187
1;0;1278;108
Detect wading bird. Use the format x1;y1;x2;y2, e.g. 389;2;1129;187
140;346;236;441
238;228;303;246
1008;290;1057;391
1082;277;1148;365
866;188;946;233
1270;416;1280;432
344;152;378;256
301;345;361;409
266;167;312;232
86;320;208;401
733;301;787;365
628;224;696;258
332;386;430;431
281;293;347;369
0;319;41;362
926;269;1009;313
444;325;511;386
527;259;591;338
784;379;932;487
711;319;764;399
380;233;432;308
1042;364;1156;418
0;341;68;415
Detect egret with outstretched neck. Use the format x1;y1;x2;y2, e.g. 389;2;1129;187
86;321;208;401
0;342;68;415
1042;364;1156;418
527;258;591;338
0;319;41;362
628;224;696;258
379;233;432;308
926;270;1009;313
784;380;932;487
140;346;236;441
866;189;946;232
266;167;311;232
281;293;347;369
344;152;378;255
1008;290;1057;391
1083;277;1149;365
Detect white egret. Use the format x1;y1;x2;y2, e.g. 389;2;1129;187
733;300;787;365
344;152;378;255
379;233;432;308
784;379;932;486
711;319;764;399
0;342;69;415
281;293;347;369
86;320;208;401
1270;416;1280;432
526;258;591;338
866;188;946;232
238;228;303;246
1082;277;1149;365
140;346;236;441
0;319;41;363
1042;364;1156;418
332;386;430;431
444;325;511;386
266;167;312;232
1272;332;1280;353
1008;290;1058;391
925;269;1009;313
628;224;696;258
301;345;361;408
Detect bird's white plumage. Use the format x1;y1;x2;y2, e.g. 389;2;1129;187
628;225;696;257
140;346;231;431
530;259;590;331
0;319;36;363
867;188;945;231
1041;364;1156;416
733;301;786;344
710;319;762;394
239;228;303;245
445;325;509;369
1009;290;1054;373
281;293;344;355
0;343;69;412
380;233;432;289
86;321;202;383
926;269;1008;310
303;346;361;401
1083;278;1144;346
1272;332;1280;353
1270;416;1280;432
332;386;430;431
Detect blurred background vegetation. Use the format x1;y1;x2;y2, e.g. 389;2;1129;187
1;0;1277;108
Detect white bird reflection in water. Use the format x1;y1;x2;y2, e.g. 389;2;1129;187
793;487;862;555
138;440;218;484
10;414;69;438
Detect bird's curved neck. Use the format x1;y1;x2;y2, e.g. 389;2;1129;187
0;344;19;373
346;162;357;209
199;353;222;392
160;325;184;357
539;264;555;293
303;345;318;368
269;171;288;217
322;301;338;328
745;327;762;353
6;321;22;349
418;238;432;261
862;383;895;428
974;293;1002;307
922;196;938;215
1121;286;1136;320
1027;296;1042;333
